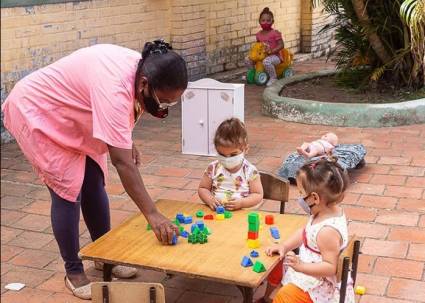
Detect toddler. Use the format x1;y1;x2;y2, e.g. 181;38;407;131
258;157;355;303
246;7;285;87
296;132;338;159
198;118;263;211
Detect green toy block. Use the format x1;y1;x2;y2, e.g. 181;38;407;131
224;210;232;218
205;226;212;235
192;226;200;235
179;226;184;233
248;222;260;232
172;219;180;226
196;210;204;218
253;261;266;273
146;224;152;230
248;213;260;224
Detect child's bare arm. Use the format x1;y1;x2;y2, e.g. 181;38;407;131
225;176;263;210
270;39;284;54
286;227;341;277
198;173;221;210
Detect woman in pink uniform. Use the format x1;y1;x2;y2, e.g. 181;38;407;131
2;40;187;299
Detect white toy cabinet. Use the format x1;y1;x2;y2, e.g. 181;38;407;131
181;78;244;156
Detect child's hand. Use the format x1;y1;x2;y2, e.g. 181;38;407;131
224;199;243;211
265;244;286;258
283;251;304;272
264;44;272;55
206;198;222;210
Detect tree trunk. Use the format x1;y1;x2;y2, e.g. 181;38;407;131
351;0;392;64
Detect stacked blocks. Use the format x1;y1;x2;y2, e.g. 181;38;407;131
176;213;192;224
253;261;266;273
216;205;225;220
265;215;274;225
188;221;209;244
247;213;260;248
241;256;253;267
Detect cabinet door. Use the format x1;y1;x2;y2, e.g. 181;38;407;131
182;89;209;155
207;90;234;155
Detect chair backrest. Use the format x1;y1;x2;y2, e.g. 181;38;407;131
92;282;165;303
260;171;289;214
336;235;360;283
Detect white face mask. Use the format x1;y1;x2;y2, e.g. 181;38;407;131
218;152;245;170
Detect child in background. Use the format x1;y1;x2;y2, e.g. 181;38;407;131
246;7;285;87
258;157;355;303
198;118;263;211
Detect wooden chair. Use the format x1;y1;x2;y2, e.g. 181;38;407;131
337;236;361;303
91;282;165;303
260;171;290;214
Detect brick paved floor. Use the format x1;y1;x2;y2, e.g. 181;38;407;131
1;58;424;302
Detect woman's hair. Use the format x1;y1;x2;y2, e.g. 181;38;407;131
134;39;188;93
259;7;274;22
296;156;350;204
214;118;248;149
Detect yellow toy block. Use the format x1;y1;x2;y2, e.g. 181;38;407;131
216;214;225;220
247;239;260;248
354;286;366;295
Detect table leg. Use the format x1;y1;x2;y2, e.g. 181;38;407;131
237;286;254;303
103;263;113;282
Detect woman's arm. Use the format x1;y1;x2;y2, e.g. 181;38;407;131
285;226;341;278
224;176;263;210
198;173;221;210
108;145;178;244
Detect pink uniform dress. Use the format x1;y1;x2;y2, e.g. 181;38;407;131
2;44;141;202
255;29;283;52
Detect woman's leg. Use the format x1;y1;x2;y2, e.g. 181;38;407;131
49;188;89;286
263;55;281;80
272;283;313;303
80;157;110;241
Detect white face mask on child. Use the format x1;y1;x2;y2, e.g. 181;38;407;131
218;152;245;170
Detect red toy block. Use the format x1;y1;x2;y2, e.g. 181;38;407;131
265;215;274;225
204;214;214;220
248;231;259;240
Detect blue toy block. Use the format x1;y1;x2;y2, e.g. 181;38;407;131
270;227;280;239
171;234;178;245
184;216;193;224
176;213;185;223
216;205;225;214
241;256;253;267
196;221;205;230
250;250;259;258
180;230;189;238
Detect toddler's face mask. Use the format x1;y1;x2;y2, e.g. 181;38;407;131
218;152;245;170
260;23;272;31
297;194;315;214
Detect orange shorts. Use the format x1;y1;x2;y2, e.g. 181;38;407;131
273;283;313;303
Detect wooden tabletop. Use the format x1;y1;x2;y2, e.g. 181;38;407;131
79;199;307;288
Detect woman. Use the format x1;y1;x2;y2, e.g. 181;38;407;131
2;40;187;299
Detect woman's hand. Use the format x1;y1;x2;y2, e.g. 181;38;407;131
224;199;243;211
265;243;286;258
283;251;304;272
146;211;179;245
132;143;141;166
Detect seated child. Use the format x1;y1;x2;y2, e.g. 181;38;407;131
296;132;338;159
245;7;285;87
258;156;355;303
198;118;263;210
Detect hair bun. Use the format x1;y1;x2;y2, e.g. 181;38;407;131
262;7;270;13
326;154;338;163
142;39;172;59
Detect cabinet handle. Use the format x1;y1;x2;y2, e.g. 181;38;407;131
199;120;204;126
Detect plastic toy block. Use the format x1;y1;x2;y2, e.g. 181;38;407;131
216;214;225;220
176;213;185;224
248;222;260;232
146;224;152;230
355;286;366;295
250;250;259;258
178;226;184;233
180;230;189;238
247;231;259;240
171;234;178;245
204;214;214;220
196;210;204;218
172;218;181;226
253;261;266;273
224;210;232;218
247;239;260;248
196;221;205;230
184;216;193;224
191;225;200;235
205;226;212;235
248;213;260;224
265;215;274;225
216;205;225;214
270;227;280;240
241;256;253;267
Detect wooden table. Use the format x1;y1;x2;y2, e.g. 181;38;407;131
79;199;307;302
